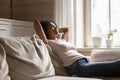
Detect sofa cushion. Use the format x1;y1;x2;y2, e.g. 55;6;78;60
37;76;101;80
46;45;68;76
91;49;120;62
0;34;55;80
0;44;10;80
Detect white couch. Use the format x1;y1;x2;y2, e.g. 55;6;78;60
0;34;101;80
0;18;119;80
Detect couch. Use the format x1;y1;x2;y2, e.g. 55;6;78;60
0;18;120;80
0;34;101;80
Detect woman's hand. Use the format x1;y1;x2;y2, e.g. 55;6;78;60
59;27;69;41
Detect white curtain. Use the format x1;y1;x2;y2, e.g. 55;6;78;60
54;0;84;48
54;0;75;44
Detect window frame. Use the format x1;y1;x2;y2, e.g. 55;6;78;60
83;0;92;47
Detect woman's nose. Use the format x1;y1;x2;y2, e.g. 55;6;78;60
55;28;59;34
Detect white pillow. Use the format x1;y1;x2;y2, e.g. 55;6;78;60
46;44;68;76
0;44;10;80
91;49;120;62
0;34;55;80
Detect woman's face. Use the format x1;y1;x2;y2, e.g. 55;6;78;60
47;22;59;39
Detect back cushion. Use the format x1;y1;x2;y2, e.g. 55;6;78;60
46;44;68;76
0;44;10;80
0;34;55;80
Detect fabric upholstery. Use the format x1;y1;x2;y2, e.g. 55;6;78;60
0;44;10;80
91;49;120;62
0;34;55;80
46;44;68;76
37;76;101;80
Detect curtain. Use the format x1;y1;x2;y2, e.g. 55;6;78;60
54;0;84;48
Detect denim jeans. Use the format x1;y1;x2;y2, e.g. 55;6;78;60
65;58;120;77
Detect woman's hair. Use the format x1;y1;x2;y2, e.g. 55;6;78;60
40;20;49;35
40;20;57;39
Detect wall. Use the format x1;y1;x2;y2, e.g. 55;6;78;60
0;0;55;21
0;0;11;19
13;0;55;21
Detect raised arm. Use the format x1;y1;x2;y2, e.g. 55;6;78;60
59;27;69;41
34;19;48;44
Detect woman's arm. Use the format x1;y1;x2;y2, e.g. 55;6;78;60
34;19;48;44
59;27;69;41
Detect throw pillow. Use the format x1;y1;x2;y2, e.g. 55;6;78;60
0;34;55;80
0;44;10;80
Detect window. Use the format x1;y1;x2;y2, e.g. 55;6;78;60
91;0;120;47
55;0;120;48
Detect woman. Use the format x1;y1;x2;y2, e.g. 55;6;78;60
34;20;120;77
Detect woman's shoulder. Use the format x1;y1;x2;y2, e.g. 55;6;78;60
48;39;62;44
48;39;62;42
48;39;62;49
48;39;75;50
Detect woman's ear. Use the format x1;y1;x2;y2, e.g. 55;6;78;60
34;19;48;44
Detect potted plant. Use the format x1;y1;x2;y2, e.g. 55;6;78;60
106;29;117;48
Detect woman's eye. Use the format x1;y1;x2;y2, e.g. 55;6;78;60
51;27;55;30
51;26;56;30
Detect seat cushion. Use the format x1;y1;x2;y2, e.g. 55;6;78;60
38;76;101;80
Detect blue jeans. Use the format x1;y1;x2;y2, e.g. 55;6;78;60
65;58;120;77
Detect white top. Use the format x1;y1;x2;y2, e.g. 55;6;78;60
48;39;86;67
